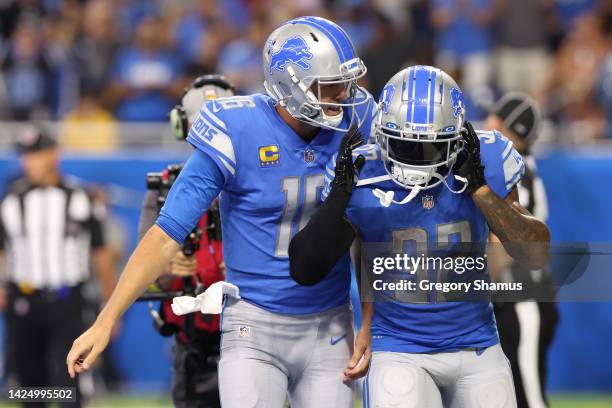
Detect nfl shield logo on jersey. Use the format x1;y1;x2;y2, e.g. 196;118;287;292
304;147;315;163
239;326;251;338
422;195;434;210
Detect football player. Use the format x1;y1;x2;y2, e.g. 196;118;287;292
67;17;375;408
290;66;550;407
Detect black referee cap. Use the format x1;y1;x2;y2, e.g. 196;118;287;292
15;126;57;154
491;92;541;145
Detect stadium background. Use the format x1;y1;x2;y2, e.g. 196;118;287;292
0;0;610;406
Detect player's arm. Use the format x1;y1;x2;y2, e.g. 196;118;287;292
344;236;372;382
486;233;514;282
456;122;550;270
139;190;195;279
289;126;364;286
67;149;224;378
473;186;550;269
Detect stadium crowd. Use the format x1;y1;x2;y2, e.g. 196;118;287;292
0;0;609;141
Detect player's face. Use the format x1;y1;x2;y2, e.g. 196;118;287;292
313;82;351;116
22;148;59;185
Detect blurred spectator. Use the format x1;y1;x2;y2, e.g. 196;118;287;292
113;0;165;41
493;0;558;96
431;0;494;94
172;1;235;74
542;13;608;141
103;14;186;122
554;0;598;30
362;12;429;97
217;18;267;94
73;0;119;95
333;3;377;53
0;19;54;120
430;0;495;119
61;83;118;151
0;0;47;39
596;43;612;138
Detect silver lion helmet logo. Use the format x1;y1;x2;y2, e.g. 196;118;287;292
269;36;313;73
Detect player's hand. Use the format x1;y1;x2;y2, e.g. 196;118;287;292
343;326;371;382
331;124;366;195
170;252;197;277
454;121;486;194
66;323;112;378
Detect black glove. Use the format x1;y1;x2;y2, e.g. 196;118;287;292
330;124;366;195
454;121;486;194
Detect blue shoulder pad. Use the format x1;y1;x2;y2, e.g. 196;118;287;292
477;129;525;199
186;96;259;184
187;99;237;184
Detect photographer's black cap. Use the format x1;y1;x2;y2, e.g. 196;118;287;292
14;126;57;154
490;92;541;144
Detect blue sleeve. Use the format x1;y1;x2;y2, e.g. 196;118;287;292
321;153;338;202
478;129;525;199
186;100;237;185
155;149;224;244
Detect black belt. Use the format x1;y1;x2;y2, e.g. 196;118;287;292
7;282;83;301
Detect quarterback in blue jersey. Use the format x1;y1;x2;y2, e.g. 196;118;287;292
67;17;375;408
290;66;550;407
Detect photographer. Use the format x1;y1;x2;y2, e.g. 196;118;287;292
138;75;234;408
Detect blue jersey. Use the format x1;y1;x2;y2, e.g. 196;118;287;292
323;129;525;352
157;92;375;314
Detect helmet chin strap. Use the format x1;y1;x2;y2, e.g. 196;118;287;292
363;171;469;207
321;109;344;127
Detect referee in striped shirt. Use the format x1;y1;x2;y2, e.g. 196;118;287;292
485;93;559;408
0;126;115;407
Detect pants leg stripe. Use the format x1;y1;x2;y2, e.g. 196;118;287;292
515;301;547;408
363;371;369;408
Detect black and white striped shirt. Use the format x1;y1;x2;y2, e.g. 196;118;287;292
0;178;105;289
511;155;555;298
517;156;548;223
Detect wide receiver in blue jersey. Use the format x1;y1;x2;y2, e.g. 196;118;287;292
290;66;550;407
67;17;375;407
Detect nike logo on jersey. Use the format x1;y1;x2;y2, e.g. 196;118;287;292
330;334;347;345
